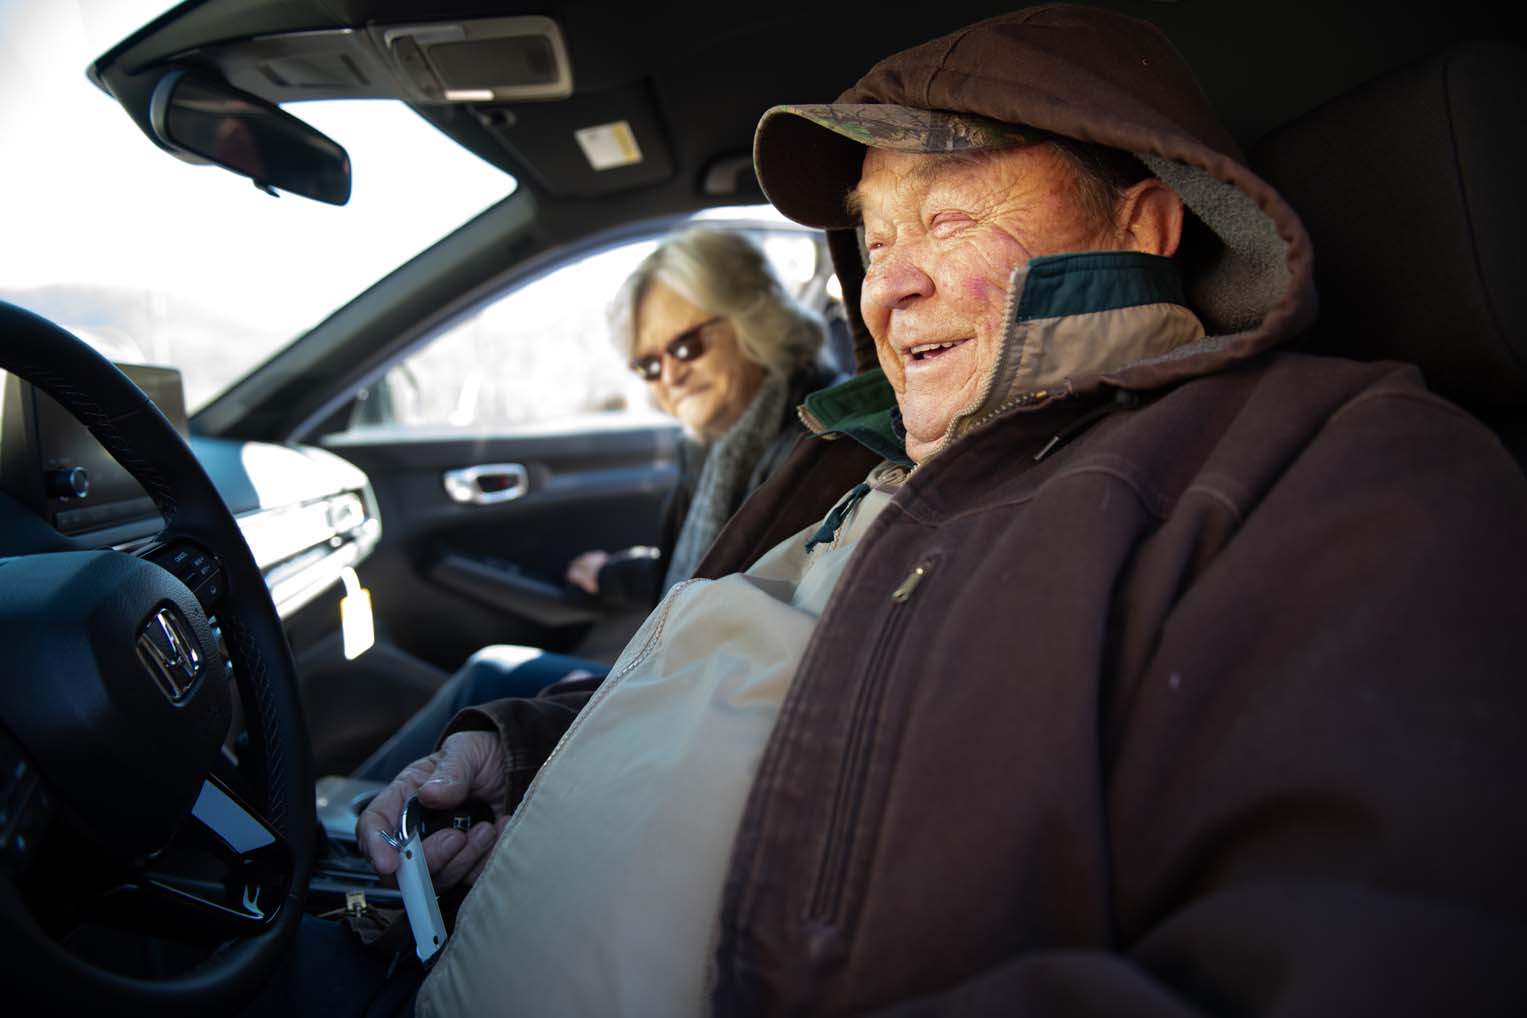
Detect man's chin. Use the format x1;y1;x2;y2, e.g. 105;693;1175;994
904;437;937;464
900;417;949;465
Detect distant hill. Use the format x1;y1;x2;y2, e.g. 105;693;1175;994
0;284;294;409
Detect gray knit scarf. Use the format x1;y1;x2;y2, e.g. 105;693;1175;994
662;371;790;592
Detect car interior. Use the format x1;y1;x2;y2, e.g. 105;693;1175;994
0;0;1521;1014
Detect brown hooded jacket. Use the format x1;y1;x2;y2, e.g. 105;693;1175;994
694;5;1527;1015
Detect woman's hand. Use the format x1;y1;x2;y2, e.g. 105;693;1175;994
565;549;610;594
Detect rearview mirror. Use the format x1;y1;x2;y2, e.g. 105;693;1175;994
149;70;351;205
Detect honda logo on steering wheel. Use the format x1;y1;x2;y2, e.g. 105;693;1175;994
137;606;203;702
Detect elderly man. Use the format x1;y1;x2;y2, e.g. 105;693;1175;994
357;6;1527;1016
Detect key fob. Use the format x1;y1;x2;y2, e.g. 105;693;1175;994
407;797;495;840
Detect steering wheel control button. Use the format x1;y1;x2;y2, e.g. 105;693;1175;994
150;543;228;609
137;605;204;702
0;737;49;873
188;549;214;578
209;621;236;679
196;570;226;609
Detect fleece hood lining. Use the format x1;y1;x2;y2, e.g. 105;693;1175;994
1138;154;1294;335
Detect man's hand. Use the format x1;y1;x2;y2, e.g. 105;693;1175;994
357;730;512;891
565;549;610;595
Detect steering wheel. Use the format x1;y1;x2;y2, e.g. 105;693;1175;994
0;302;313;1015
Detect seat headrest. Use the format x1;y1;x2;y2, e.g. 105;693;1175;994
1251;42;1526;421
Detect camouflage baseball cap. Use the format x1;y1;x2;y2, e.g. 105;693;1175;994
753;104;1033;229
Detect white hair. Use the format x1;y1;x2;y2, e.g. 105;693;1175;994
610;227;827;377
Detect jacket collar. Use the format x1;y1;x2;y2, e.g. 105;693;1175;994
799;370;913;467
802;251;1203;462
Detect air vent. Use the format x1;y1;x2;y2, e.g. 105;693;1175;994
371;16;573;104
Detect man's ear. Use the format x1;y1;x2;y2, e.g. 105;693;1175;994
1117;179;1184;257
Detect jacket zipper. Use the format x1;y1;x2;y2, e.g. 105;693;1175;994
806;557;936;924
966;386;1056;437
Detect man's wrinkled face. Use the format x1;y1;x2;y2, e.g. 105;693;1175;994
855;145;1119;463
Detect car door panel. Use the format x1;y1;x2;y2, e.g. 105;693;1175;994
322;420;679;672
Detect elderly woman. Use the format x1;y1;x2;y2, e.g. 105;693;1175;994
568;226;839;606
353;226;838;781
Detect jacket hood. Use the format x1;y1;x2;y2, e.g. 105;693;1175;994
753;3;1316;392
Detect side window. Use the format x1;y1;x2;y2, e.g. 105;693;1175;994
348;225;830;436
351;241;660;434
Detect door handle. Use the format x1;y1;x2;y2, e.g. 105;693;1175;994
442;463;529;505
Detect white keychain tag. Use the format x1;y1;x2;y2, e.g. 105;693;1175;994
339;566;375;660
383;796;448;964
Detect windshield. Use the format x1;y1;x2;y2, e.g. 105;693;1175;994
0;0;516;411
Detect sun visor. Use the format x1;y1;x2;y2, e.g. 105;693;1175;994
178;17;574;106
472;81;674;197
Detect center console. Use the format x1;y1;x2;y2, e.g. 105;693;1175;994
309;776;404;912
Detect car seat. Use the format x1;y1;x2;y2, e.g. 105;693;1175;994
1249;41;1526;464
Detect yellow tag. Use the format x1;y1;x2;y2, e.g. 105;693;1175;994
573;120;643;170
339;566;375;660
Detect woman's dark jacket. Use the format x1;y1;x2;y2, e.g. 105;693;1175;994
593;361;841;609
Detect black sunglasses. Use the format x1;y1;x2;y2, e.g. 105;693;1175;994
629;317;722;381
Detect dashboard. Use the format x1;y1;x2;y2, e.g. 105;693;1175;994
0;365;380;620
